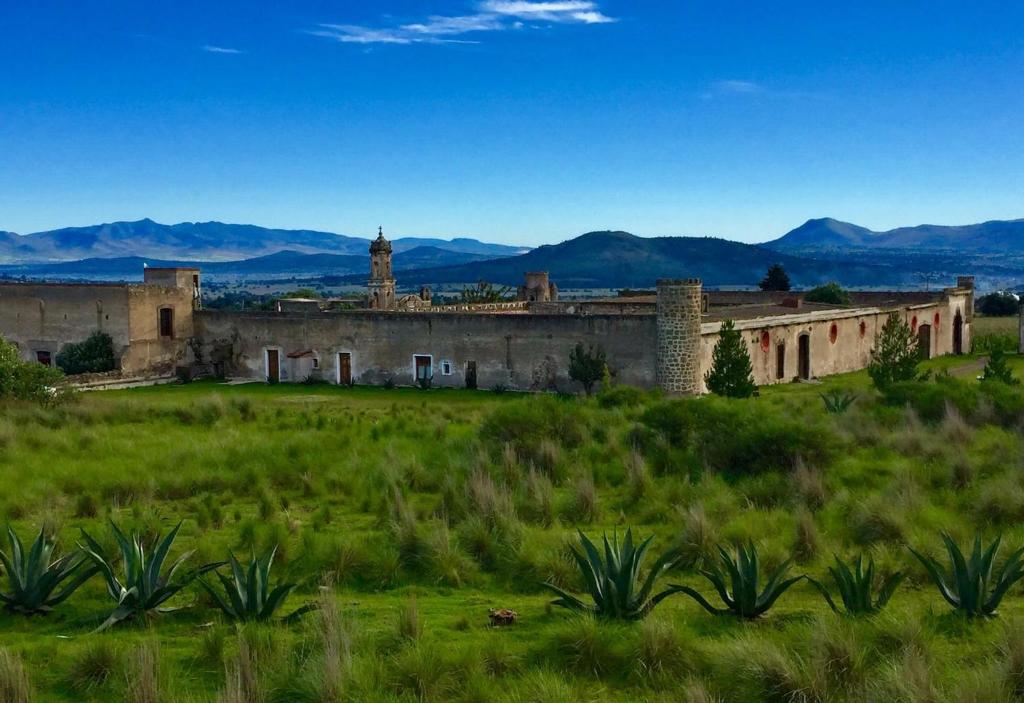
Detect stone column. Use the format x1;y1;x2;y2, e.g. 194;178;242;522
656;278;703;395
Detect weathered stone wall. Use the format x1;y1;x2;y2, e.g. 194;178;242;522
193;309;659;391
0;281;195;375
655;279;703;395
698;289;974;390
0;283;133;365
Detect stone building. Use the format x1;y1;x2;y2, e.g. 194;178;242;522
517;271;558;302
0;227;976;393
0;267;199;375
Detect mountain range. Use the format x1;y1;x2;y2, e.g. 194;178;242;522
0;219;525;263
2;216;1023;290
768;217;1024;252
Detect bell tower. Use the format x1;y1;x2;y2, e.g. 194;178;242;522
367;226;396;310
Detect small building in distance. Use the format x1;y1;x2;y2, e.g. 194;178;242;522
518;271;558;302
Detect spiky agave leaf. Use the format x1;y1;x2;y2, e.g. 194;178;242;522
808;554;903;616
910;533;1024;618
198;546;315;622
79;520;223;631
0;527;98;615
673;542;803;619
542;528;681;620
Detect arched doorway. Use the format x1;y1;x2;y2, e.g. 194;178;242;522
798;334;811;380
953;310;964;355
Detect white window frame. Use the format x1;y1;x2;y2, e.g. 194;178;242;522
412;354;433;381
440;359;453;376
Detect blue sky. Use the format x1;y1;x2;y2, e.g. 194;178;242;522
1;1;1022;246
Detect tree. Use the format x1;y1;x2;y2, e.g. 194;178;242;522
759;264;791;292
0;337;64;403
804;282;851;305
569;343;607;395
55;332;117;376
704;319;756;398
867;313;919;390
981;346;1019;385
977;291;1020;317
461;281;511;304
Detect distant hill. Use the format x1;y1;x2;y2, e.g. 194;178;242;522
768;217;1024;252
0;246;490;280
341;230;906;289
0;219;526;263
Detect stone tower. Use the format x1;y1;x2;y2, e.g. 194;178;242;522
656;278;703;395
367;226;396;310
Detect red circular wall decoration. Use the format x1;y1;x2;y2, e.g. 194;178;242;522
911;316;918;333
760;331;771;353
859;320;867;337
829;323;839;344
934;312;941;328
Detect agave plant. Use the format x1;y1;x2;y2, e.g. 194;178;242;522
807;554;903;616
672;543;803;619
79;521;223;631
0;527;98;615
199;547;316;622
821;390;857;414
542;529;681;620
909;534;1024;618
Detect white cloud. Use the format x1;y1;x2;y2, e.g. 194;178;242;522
202;45;243;54
711;80;764;94
310;2;615;46
481;1;616;23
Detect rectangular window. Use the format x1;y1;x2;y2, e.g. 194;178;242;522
312;357;320;370
158;307;174;338
414;355;432;381
775;343;786;380
441;360;452;376
35;350;52;367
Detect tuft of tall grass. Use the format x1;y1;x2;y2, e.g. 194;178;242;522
397;596;423;641
551;615;628;678
389;642;453;702
69;640;118;694
792;458;826;511
315;587;352;702
519;468;554;526
125;641;160;703
0;648;32;703
792;509;821;564
632;618;695;688
568;472;599;524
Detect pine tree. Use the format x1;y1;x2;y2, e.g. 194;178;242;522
759;264;792;292
867;313;919;390
705;319;756;398
981;346;1019;385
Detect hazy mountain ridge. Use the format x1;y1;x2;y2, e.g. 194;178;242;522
0;219;525;263
768;217;1024;252
333;230;908;289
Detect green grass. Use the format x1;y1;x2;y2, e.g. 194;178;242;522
1;360;1024;701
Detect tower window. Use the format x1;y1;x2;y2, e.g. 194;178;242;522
158;308;174;338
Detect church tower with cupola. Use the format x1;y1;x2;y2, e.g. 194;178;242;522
367;226;396;310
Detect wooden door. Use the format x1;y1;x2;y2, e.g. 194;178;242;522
338;353;352;385
266;349;280;383
798;335;811;380
775;343;785;380
917;324;932;360
465;360;477;389
953;311;964;354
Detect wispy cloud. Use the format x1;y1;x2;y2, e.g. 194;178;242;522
202;45;243;54
310;1;615;46
709;80;765;95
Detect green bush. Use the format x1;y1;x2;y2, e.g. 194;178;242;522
884;375;1024;427
480;395;588;462
641;397;834;475
804;282;850;305
0;336;64;403
55;331;116;375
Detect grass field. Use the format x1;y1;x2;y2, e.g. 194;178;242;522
2;355;1024;702
973;315;1021;354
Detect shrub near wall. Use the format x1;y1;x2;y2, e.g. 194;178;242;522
640;397;834;475
884;375;1024;426
56;332;117;376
